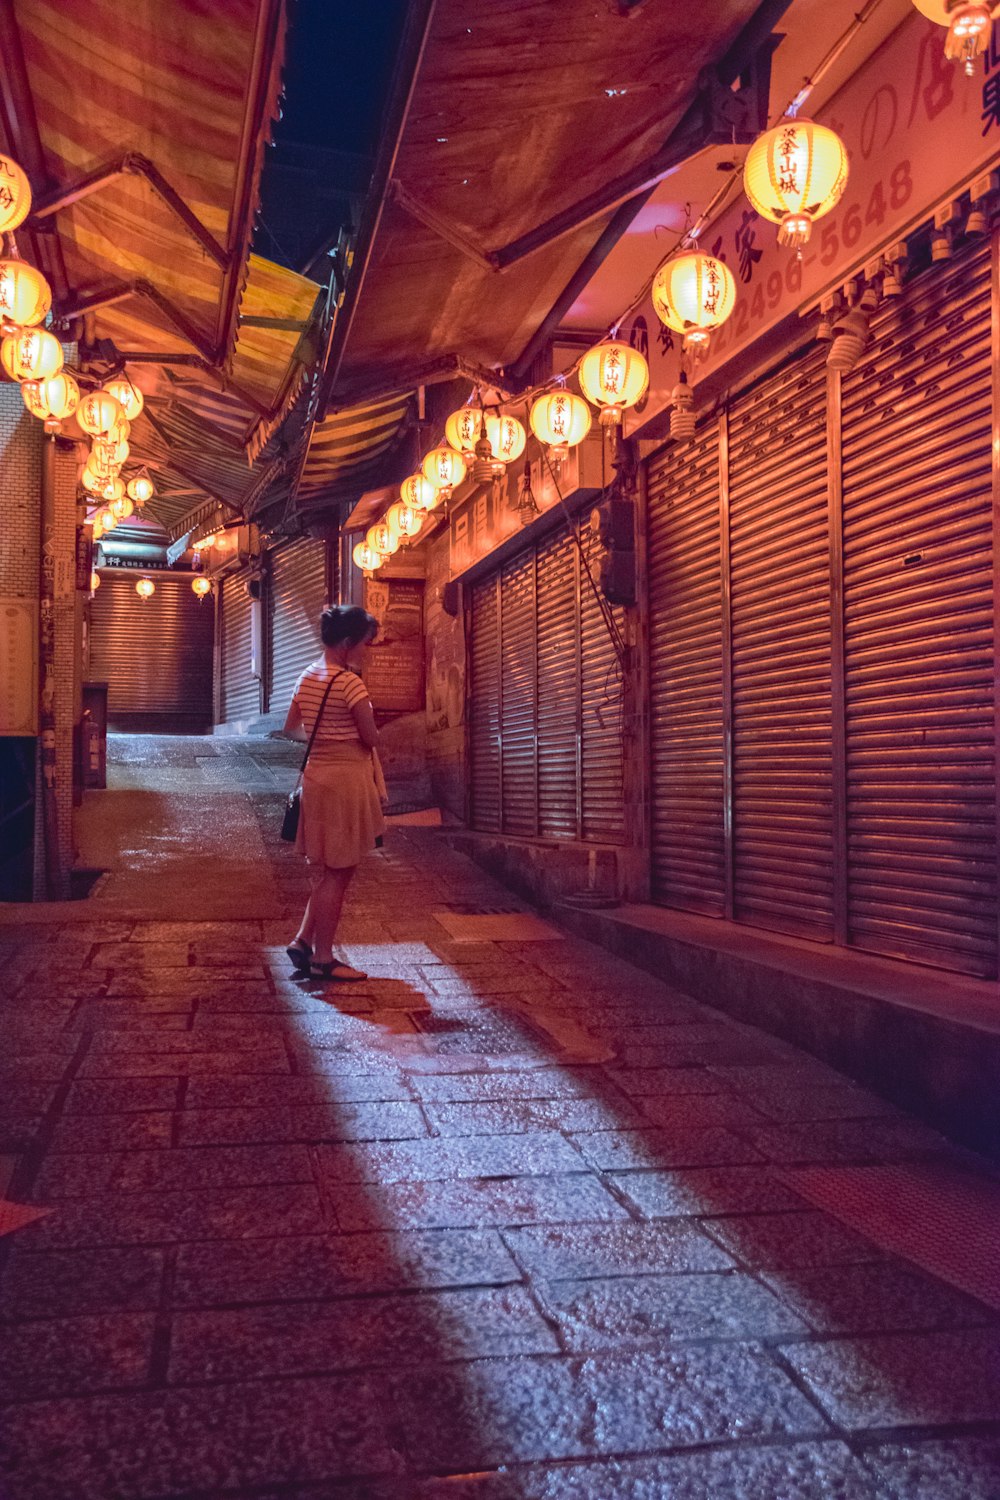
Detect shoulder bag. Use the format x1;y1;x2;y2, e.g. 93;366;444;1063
281;672;339;842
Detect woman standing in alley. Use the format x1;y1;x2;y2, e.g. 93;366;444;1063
283;605;384;981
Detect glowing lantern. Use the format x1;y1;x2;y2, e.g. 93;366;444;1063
529;390;592;462
444;404;484;453
192;575;212;600
91;516;104;541
22;370;80;423
96;506;117;532
911;0;1000;72
422;445;466;498
352;541;383;571
744;119;848;249
91;438;128;477
652;250;737;354
0;155;32;234
127;473;154;505
100;476;126;504
578;339;649;426
81;466;107;496
77;390;123;438
386;500;424;540
102;374;144;422
110;494;134;522
0;259;51;328
367;520;400;557
90;570;101;592
0;327;63;381
484;413;526;469
400;472;442;511
135;577;155;601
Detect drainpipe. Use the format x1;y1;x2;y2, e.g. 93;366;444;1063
38;432;62;898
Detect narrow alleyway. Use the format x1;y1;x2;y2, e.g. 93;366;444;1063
1;738;999;1499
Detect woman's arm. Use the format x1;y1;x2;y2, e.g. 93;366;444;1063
282;700;306;740
350;697;380;750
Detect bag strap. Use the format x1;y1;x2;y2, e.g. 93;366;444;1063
295;670;340;785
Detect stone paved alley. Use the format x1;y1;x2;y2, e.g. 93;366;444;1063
1;736;999;1500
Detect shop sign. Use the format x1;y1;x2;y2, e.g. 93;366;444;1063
0;599;38;735
363;577;425;714
624;13;1000;418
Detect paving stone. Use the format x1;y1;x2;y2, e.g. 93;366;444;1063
635;1094;765;1130
780;1327;1000;1428
39;1143;315;1198
502;1221;732;1280
425;1097;644;1135
62;1078;182;1114
701;1209;886;1270
539;1269;808;1350
573;1127;763;1173
318;1133;585;1185
742;1083;902;1123
747;1119;951;1165
0;1246;165;1320
91;943;192;968
171;1285;558;1382
604;1067;726;1097
866;1436;1000;1500
611;1167;809;1218
175;1227;519;1305
389;1344;828;1469
45;1111;175;1156
180;1101;427;1146
0;1376;399;1497
88;1029;285;1056
410;1069;600;1103
14;1183;326;1249
185;1072;413;1107
334;1174;630;1232
0;1050;78;1082
762;1260;999;1336
132;921;262;942
79;1046;291;1077
0;1312;155;1401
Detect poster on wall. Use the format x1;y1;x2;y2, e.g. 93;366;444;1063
0;599;38;735
363;577;425;713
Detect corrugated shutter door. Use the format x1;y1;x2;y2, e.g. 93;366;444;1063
91;573;213;724
580;523;626;843
500;551;537;835
268;537;328;711
841;244;997;977
648;421;726;913
220;575;258;725
536;529;579;839
469;576;501;830
728;348;834;939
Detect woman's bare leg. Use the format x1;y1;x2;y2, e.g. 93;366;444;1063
294;880;317;949
311;865;357;964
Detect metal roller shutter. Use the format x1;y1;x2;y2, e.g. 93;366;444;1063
648;420;726;913
220;574;258;725
90;572;213;727
500;551;537;836
267;537;328;713
469;575;501;830
580;522;626;844
840;244;997;977
728;347;834;939
536;529;579;839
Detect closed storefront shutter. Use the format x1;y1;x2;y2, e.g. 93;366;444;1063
728;347;834;939
469;575;501;831
220;574;258;725
468;521;625;843
91;573;214;730
647;420;725;914
840;245;996;977
268;536;328;712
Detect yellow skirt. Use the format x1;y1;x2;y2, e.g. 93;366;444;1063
296;742;385;869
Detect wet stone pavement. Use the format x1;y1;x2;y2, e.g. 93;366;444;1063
1;736;999;1499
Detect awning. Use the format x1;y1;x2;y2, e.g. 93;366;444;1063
296;391;413;508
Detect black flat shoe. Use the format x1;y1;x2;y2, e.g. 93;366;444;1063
286;939;312;972
310;960;368;982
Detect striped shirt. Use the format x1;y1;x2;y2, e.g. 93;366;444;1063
292;661;370;759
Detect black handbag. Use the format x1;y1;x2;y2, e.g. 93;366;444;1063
281;674;338;842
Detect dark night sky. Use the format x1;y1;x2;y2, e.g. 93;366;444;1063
277;0;408;153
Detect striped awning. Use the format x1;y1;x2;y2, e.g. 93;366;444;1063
295;391;412;508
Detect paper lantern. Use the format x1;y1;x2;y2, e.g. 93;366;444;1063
22;370;80;422
744;119;848;249
400;472;442;511
110;494;134;521
100;476;126;504
77;390;123;437
91;516;104;541
102;374;144;422
0;259;51;327
444;405;484;453
386;500;424;540
192;575;212;599
353;541;383;571
90;437;128;477
484;413;526;467
578;340;649;426
81;466;107;496
911;0;1000;72
0;327;63;381
367;520;400;557
0;155;32;234
135;577;155;601
90;570;101;592
652;250;737;353
127;474;154;505
96;506;117;532
529;390;592;461
421;445;466;498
